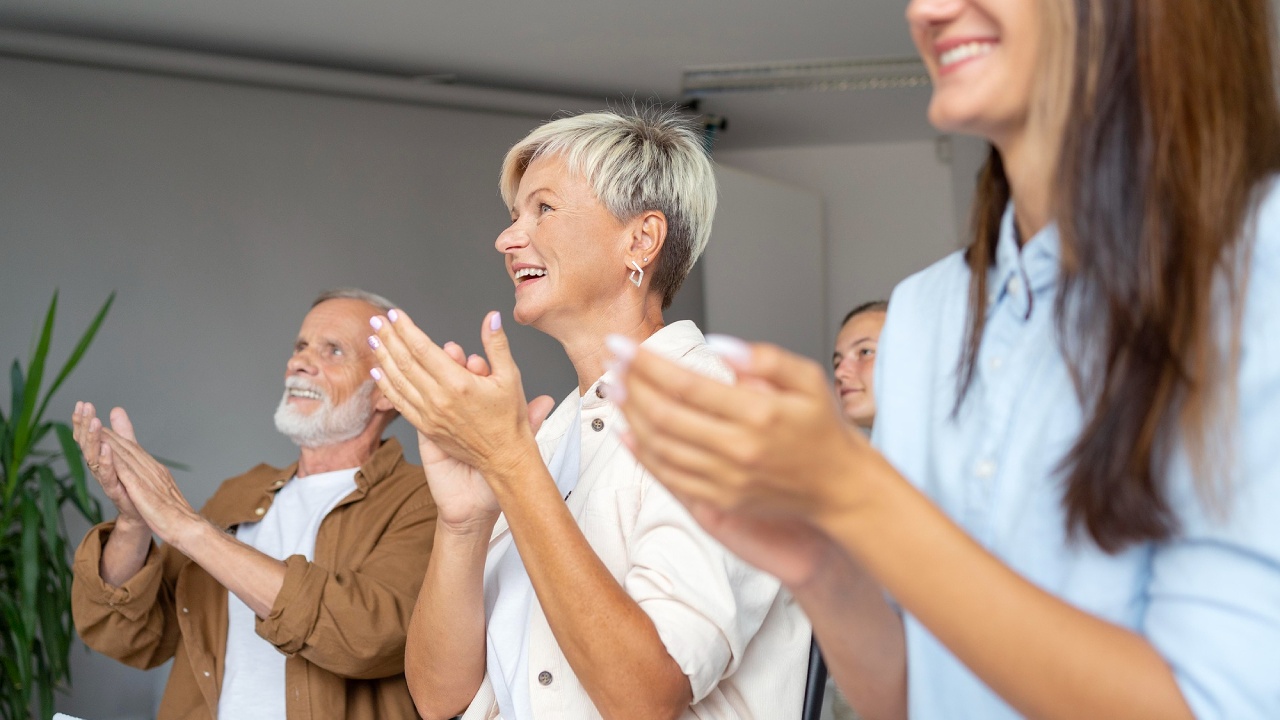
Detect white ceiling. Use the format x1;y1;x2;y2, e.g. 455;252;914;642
0;0;939;149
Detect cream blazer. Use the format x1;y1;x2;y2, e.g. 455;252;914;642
462;321;810;719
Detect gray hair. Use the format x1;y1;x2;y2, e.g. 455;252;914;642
311;287;396;314
499;105;717;309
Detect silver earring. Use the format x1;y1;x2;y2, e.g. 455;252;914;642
629;260;644;288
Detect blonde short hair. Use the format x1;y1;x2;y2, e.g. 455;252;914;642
499;106;717;309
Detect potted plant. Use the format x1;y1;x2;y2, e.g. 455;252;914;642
1;292;113;720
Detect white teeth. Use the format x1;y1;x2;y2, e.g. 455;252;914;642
515;267;547;280
939;42;996;68
288;389;322;400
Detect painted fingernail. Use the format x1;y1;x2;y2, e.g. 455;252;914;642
370;367;383;381
706;334;751;364
605;334;637;362
489;312;502;331
368;335;381;349
370;316;383;330
388;309;400;323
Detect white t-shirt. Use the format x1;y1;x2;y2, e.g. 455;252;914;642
217;468;359;719
485;399;583;720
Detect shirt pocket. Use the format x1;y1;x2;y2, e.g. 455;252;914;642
579;486;642;580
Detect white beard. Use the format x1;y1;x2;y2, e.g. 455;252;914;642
274;377;376;448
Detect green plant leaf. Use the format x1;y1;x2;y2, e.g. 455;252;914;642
35;292;114;429
6;359;24;487
36;466;62;557
19;496;40;617
38;577;69;685
14;293;58;462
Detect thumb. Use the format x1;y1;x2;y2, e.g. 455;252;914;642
109;407;138;442
480;311;519;379
527;395;556;435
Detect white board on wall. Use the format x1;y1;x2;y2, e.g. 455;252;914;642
703;164;825;361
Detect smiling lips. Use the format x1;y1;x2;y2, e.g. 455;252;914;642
512;264;547;290
936;38;998;74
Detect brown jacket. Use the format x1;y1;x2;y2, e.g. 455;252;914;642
72;438;435;720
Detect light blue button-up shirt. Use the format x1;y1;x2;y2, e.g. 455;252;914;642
873;183;1280;719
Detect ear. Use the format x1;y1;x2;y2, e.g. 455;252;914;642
626;210;667;270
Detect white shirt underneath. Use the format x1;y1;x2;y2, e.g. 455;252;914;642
484;399;582;720
217;467;358;719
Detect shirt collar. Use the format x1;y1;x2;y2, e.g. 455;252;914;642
990;202;1063;317
539;320;709;442
270;436;405;493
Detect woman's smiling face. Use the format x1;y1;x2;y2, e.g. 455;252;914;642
907;0;1045;147
495;154;632;333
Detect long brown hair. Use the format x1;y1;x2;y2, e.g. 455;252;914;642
957;0;1280;552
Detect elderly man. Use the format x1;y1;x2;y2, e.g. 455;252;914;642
70;288;436;720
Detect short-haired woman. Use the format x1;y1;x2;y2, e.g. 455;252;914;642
367;108;809;720
609;1;1280;719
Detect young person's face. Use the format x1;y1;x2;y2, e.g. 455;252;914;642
907;0;1044;146
832;311;886;430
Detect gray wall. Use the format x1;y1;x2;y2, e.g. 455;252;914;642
717;139;960;353
0;55;702;718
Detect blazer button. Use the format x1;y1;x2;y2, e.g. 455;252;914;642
591;418;604;432
538;671;553;686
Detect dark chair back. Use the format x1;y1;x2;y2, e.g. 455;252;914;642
802;636;828;720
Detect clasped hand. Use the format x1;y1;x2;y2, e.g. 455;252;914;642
72;402;202;547
367;309;553;529
606;335;887;587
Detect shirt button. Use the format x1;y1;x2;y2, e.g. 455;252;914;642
538;671;553;686
595;386;605;399
1008;277;1023;295
255;507;266;516
975;460;997;479
989;357;1004;371
591;418;604;432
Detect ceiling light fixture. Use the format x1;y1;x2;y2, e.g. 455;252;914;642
681;57;930;96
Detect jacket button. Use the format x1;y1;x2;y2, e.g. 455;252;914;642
182;607;189;614
538;671;553;686
203;671;210;678
255;507;266;516
591;418;604;432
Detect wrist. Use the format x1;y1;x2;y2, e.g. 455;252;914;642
812;438;902;549
166;513;215;556
438;512;499;539
113;515;152;540
478;439;540;494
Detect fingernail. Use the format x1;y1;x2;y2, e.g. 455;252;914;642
370;367;383;381
489;312;502;331
706;334;751;364
89;418;100;431
370;316;383;330
368;335;381;349
605;334;637;362
388;309;400;323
